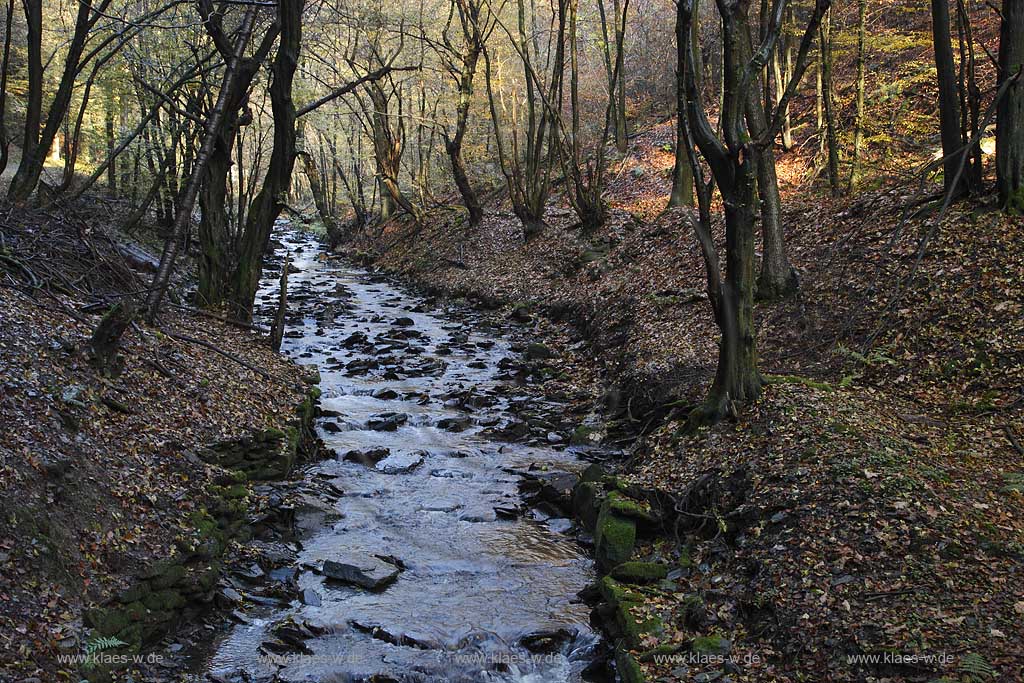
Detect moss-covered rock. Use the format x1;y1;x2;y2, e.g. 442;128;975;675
149;563;186;590
610;561;668;584
615;646;645;683
142;589;186;612
579;463;607;483
82;387;322;681
605;490;660;525
570;424;600;445
692;632;732;656
595;500;636;570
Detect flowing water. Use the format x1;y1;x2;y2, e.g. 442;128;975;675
201;226;605;682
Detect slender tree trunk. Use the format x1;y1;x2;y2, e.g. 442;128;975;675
930;0;967;197
850;0;867;191
0;0;12;176
744;78;796;298
269;253;288;352
734;10;797;300
772;8;794;151
10;0;42;200
445;1;484;227
597;0;619;149
819;9;841;195
196;13;278;307
299;124;340;245
105;87;117;196
669;0;696;208
954;0;982;192
997;0;1024;212
612;0;627;152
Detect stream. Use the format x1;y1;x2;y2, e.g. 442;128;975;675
200;226;608;682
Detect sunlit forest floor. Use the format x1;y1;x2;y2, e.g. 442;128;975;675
354;119;1024;681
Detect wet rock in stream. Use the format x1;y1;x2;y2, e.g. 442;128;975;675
366;412;409;431
322;554;401;590
374;450;426;474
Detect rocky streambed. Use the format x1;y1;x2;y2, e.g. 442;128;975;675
197;226;623;682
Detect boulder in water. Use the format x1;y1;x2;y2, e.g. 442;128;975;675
322;554;400;590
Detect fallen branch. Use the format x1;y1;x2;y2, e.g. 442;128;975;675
161;328;296;387
164;302;271;333
0;253;40;289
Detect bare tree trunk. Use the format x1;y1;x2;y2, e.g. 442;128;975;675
10;0;42;199
669;0;696;208
298;125;341;246
771;7;795;150
954;0;983;193
930;0;967;198
612;0;627;152
819;9;841;195
0;0;12;176
269;254;288;352
849;0;867;191
997;0;1024;212
444;0;488;227
677;0;830;426
105;85;118;197
196;5;279;308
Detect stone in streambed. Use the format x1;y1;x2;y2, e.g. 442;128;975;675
519;628;576;654
322;554;399;590
367;412;408;431
375;451;425;474
343;447;390;466
437;416;472;432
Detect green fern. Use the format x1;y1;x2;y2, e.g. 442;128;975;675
82;635;126;670
959;652;995;681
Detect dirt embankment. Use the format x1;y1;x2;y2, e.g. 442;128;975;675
0;205;319;681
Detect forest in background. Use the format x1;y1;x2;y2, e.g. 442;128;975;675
0;0;1023;681
0;0;1021;417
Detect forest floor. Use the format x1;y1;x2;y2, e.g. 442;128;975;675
351;120;1024;682
0;204;315;681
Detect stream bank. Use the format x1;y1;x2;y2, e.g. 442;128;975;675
0;207;324;683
